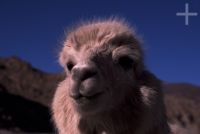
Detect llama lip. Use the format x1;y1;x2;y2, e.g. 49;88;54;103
74;92;103;104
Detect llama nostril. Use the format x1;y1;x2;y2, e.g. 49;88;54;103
81;70;97;81
72;64;97;82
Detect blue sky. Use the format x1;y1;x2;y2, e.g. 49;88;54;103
0;0;200;85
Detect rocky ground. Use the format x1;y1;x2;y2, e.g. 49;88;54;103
0;56;199;133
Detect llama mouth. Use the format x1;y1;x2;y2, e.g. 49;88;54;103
74;92;103;104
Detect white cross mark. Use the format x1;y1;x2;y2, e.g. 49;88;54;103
176;3;198;25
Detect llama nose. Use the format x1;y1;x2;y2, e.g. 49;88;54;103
71;64;97;82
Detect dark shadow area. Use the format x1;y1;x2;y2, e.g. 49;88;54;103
0;89;53;132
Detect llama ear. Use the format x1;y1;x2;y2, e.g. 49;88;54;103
138;70;161;89
139;70;162;107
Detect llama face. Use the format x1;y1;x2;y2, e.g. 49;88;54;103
59;21;143;116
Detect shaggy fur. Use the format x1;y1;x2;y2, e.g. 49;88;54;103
52;19;170;134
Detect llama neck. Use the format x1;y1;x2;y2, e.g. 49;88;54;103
78;97;145;134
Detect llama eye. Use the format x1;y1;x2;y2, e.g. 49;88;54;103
118;56;134;70
66;62;74;71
